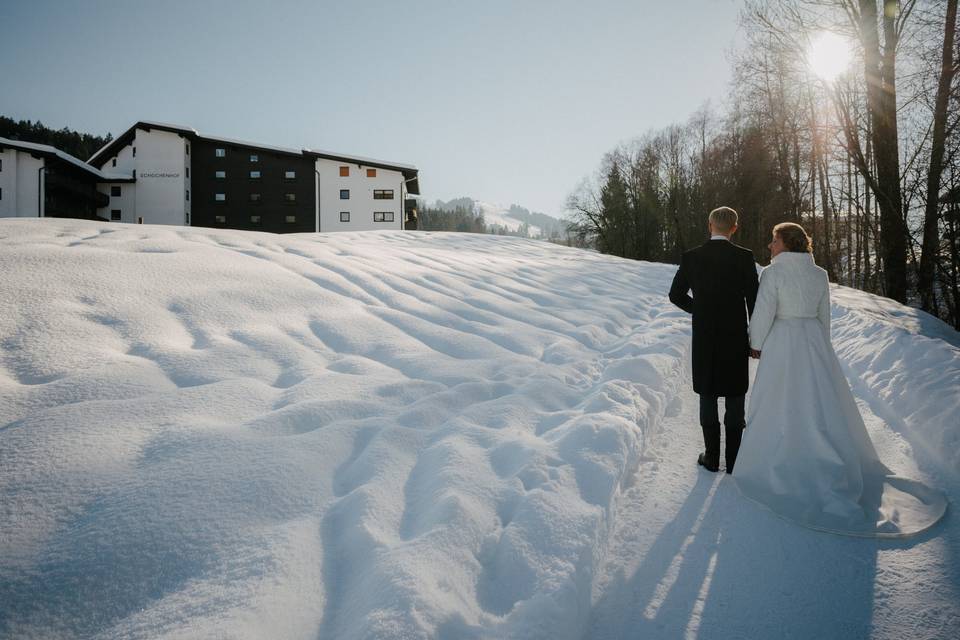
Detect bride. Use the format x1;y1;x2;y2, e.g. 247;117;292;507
733;222;946;537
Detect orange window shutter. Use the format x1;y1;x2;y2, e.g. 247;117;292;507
339;166;349;177
367;168;377;177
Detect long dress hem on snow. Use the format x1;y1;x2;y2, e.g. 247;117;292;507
732;252;947;538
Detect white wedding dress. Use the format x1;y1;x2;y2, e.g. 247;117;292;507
733;251;946;537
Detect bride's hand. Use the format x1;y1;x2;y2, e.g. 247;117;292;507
749;349;762;359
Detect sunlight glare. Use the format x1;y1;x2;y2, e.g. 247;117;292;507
807;31;852;82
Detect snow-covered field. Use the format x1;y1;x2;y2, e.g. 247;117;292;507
0;219;957;639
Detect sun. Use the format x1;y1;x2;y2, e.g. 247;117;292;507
807;31;853;82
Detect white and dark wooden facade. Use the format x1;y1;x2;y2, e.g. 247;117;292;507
85;121;420;232
0;137;132;220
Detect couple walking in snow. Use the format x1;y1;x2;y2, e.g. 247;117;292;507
668;207;946;537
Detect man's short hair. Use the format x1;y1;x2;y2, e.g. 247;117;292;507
709;206;738;232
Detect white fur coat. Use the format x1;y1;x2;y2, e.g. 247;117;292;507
748;251;830;351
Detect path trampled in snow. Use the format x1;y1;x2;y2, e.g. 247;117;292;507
587;366;959;640
0;219;956;639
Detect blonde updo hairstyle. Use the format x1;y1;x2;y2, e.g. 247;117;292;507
773;222;813;254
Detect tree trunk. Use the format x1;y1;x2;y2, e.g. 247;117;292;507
859;0;908;302
864;124;873;290
847;153;855;286
951;213;960;329
854;158;863;286
818;153;835;279
918;0;957;312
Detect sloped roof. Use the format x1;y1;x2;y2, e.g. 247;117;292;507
0;136;134;182
87;121;420;193
87;121;196;166
304;148;420;194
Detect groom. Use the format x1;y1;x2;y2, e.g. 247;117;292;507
669;207;759;473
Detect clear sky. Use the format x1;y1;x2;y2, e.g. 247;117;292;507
1;0;742;218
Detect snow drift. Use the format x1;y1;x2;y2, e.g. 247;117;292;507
0;219;956;639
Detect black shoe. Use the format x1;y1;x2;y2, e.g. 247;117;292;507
697;452;719;473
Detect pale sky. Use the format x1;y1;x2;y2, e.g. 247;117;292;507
1;0;743;218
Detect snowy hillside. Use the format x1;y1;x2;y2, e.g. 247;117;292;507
474;201;542;236
431;198;566;238
0;219;957;640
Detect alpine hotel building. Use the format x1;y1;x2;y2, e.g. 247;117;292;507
1;121;420;233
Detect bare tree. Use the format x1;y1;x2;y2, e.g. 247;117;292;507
834;0;916;301
564;0;959;324
918;0;958;312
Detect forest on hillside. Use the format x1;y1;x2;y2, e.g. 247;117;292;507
0;116;113;161
567;0;960;328
417;198;567;239
417;200;488;234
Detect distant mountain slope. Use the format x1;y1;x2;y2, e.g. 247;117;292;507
430;197;567;239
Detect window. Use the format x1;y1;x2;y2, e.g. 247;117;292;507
250;215;261;224
215;170;226;179
249;193;261;202
374;212;395;222
367;168;377;178
340;211;350;222
340;189;350;200
284;170;296;180
112;158;117;167
186;143;190;155
0;187;3;200
133;147;136;158
0;158;3;171
111;209;121;221
215;148;226;157
339;166;349;177
215;215;226;224
249;170;261;179
285;215;296;223
186;189;190;201
186;167;190;178
373;189;394;200
215;193;226;202
185;212;190;225
284;193;296;203
111;185;121;197
250;154;258;162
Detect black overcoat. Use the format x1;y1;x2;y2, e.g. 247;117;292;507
668;239;759;397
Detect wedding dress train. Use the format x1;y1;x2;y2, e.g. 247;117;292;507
732;252;946;538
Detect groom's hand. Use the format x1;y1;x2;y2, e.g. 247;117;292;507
749;349;761;359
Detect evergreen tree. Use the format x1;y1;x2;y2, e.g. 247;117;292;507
598;161;632;257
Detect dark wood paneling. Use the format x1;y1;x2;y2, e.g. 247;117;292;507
190;139;316;233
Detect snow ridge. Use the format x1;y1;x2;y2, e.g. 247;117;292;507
2;219;956;639
0;220;688;639
829;285;960;477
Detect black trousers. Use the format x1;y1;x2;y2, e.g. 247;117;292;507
698;394;745;471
